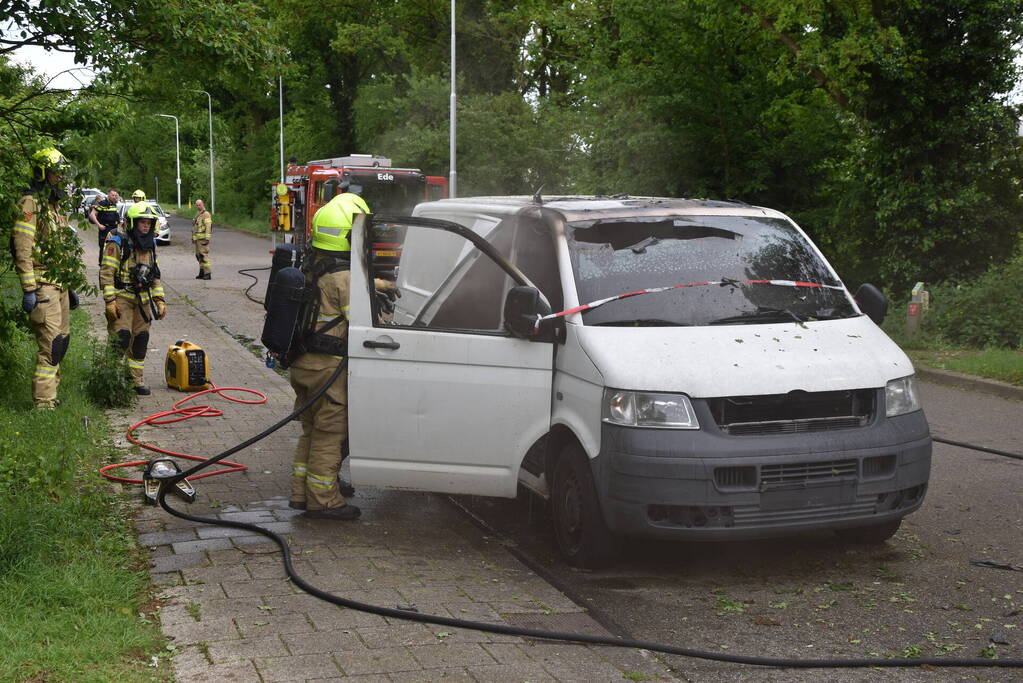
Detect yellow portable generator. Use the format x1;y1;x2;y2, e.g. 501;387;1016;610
165;340;210;391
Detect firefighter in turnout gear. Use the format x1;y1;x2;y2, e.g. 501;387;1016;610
11;147;79;410
289;190;397;520
99;201;167;395
192;199;212;279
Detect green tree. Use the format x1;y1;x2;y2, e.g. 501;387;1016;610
738;0;1023;289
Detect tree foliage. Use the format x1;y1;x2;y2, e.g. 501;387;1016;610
10;0;1020;297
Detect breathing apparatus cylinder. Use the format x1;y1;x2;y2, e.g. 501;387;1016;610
260;266;309;366
264;244;301;311
166;340;210;391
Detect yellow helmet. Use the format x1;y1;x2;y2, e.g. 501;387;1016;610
311;193;370;252
31;147;71;182
126;201;159;230
132;189;146;201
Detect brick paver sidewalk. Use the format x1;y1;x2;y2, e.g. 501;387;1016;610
82;232;674;682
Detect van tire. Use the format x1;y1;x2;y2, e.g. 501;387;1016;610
551;444;621;568
835;519;901;544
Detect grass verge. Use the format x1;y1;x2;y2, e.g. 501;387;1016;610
884;320;1023;387
906;348;1023;387
0;278;170;682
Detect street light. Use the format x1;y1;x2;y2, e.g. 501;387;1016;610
155;113;181;209
191;89;215;214
154;176;159;203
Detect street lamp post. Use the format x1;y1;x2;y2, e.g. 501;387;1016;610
154;176;159;203
192;89;215;214
155;113;181;209
278;75;285;183
449;0;457;198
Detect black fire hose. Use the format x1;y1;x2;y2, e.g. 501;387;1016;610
153;366;1023;670
237;266;270;306
933;436;1023;461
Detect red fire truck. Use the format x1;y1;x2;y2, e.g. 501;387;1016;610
270;154;448;258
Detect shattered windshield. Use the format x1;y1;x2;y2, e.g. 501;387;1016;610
567;215;856;326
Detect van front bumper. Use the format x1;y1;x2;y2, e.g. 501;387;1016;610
591;409;931;541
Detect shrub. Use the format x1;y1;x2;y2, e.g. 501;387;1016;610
923;257;1023;349
85;342;137;408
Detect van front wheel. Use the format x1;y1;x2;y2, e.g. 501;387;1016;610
551;445;621;568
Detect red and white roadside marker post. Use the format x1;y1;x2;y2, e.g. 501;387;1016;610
906;281;929;336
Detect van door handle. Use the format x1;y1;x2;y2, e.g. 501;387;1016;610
363;339;400;350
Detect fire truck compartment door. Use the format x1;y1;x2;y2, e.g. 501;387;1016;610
346;215;554;498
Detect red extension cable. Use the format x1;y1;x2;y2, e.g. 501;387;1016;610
99;381;267;485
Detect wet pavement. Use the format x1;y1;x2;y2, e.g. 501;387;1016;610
81;217;675;682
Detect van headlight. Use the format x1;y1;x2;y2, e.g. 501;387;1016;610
885;375;921;417
602;389;700;429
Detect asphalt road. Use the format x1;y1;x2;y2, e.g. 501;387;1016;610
159;216;1023;682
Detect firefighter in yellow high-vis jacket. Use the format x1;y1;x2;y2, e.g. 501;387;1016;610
11;147;80;410
98;201;167;395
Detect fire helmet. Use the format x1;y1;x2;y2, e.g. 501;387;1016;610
126;201;159;250
132;189;147;201
311;193;370;252
31;147;72;183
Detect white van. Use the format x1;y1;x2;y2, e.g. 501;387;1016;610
344;196;931;567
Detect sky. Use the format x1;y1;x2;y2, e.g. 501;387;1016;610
10;45;96;90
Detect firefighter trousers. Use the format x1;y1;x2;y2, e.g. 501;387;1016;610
28;284;70;408
194;239;211;275
110;295;153;386
289;361;348;510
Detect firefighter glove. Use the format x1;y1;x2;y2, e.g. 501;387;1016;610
104;300;120;323
374;279;400;301
68;290;79;310
21;290;37;313
154;299;166;320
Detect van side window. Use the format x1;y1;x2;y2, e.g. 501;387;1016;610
371;219;516;334
427;225;515;330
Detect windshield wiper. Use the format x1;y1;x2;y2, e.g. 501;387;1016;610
708;307;806;325
626;236;659;253
594;318;690;327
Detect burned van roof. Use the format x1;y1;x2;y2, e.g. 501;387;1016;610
418;195;786;223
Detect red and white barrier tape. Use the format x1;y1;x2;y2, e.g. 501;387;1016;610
534;278;844;330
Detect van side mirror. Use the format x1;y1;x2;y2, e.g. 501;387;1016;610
854;283;888;325
504;286;551;339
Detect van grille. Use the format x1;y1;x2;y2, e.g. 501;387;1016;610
714;466;757;489
725;416;867;435
709;389;875;436
761;459;857;485
862;454;896;478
